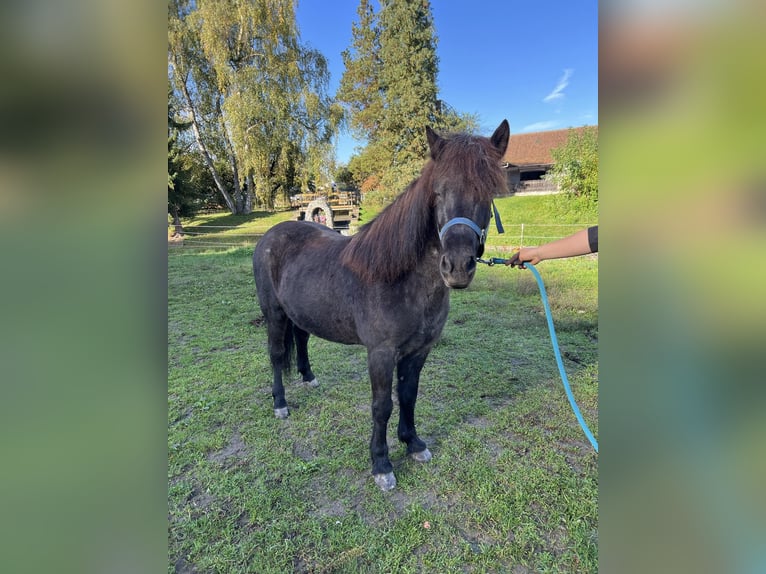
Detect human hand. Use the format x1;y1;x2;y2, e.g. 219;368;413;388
506;247;541;268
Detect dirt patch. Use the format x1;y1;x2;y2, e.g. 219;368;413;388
542;524;570;558
466;414;491;429
170;407;193;427
557;435;596;475
307;468;367;521
187;487;215;511
174;556;196;573
303;461;447;529
207;428;249;464
292;431;318;461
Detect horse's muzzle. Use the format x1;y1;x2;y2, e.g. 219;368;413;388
439;253;477;288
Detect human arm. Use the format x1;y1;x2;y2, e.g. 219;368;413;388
507;226;598;267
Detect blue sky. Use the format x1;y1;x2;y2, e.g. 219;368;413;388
296;0;598;164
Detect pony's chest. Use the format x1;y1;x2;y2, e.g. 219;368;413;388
380;282;449;339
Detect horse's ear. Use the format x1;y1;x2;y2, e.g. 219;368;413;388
426;126;443;159
491;119;510;155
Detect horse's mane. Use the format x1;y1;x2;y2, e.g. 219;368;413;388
341;133;507;283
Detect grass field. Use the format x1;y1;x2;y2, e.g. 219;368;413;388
168;195;598;573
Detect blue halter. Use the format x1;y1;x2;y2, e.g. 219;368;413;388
438;217;486;243
438;201;504;244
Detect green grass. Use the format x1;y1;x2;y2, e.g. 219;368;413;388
168;195;598;573
484;195;597;255
495;194;596;226
169;209;296;248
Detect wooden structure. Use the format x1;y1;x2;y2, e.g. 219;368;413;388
501;126;597;195
291;189;361;233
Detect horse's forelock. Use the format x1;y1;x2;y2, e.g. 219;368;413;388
436;134;507;202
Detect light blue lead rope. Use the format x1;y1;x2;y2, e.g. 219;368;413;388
477;256;598;452
525;263;598;452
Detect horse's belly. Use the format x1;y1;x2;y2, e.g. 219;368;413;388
276;267;361;345
291;311;361;346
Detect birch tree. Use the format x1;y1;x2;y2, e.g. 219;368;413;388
168;0;342;213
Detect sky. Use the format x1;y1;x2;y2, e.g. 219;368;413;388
296;0;598;164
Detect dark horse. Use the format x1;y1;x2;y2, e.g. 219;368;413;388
253;120;510;490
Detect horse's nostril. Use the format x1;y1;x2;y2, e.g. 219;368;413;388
466;256;476;273
440;255;453;275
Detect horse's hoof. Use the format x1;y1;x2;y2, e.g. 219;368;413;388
410;448;432;463
305;378;319;388
274;407;289;419
373;472;396;491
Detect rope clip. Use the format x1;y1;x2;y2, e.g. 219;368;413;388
476;257;508;267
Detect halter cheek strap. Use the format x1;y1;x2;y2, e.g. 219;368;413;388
438;217;486;243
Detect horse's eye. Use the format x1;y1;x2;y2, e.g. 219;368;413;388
433;182;449;198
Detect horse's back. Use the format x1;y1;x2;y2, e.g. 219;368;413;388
254;221;345;282
254;221;360;343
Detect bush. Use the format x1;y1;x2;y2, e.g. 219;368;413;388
546;126;598;206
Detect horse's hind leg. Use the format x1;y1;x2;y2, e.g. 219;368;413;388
396;352;432;463
294;326;318;387
266;312;293;419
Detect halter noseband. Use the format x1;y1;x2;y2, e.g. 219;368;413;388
437;201;504;246
438;217;486;244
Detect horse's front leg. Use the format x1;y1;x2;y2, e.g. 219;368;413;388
397;352;432;463
266;316;291;419
367;346;396;491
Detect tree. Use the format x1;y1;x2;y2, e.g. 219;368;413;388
168;86;200;235
168;0;342;214
337;0;384;142
333;166;356;190
168;134;187;236
546;126;599;205
337;0;388;199
338;0;477;206
169;81;234;233
377;0;440;168
436;100;480;136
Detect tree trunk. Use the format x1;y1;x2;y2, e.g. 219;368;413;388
245;171;254;213
178;77;237;213
218;96;248;215
170;206;184;236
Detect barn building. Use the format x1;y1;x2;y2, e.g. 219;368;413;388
501;126;597;195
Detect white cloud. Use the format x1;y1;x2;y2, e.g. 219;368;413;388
543;69;574;103
521;121;558;132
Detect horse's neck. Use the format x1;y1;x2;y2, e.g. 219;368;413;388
387;187;444;284
341;178;439;284
413;244;446;285
390;188;439;264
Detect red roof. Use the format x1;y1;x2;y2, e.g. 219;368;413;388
503;126;597;166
